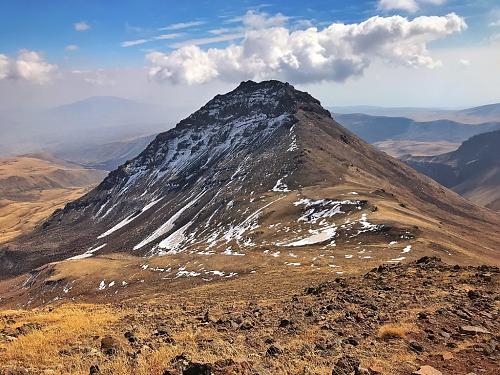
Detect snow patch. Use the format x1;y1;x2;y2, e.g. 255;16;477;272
402;245;412;253
221;247;245;256
98;197;162;239
294;199;358;223
67;243;107;260
280;227;337;247
272;177;290;192
134;191;205;250
287;125;298;152
98;281;106;290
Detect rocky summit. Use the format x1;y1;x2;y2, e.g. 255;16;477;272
0;80;499;374
2;80;498;279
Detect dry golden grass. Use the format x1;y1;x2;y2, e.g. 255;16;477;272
99;326;256;375
377;322;418;340
0;188;90;243
0;304;119;373
0;154;104;193
0;154;105;244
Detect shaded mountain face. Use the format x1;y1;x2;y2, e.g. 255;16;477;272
403;130;500;211
1;80;499;281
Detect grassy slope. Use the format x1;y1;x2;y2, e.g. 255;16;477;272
0;154;106;243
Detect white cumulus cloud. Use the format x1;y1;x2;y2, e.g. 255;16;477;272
0;54;9;80
74;21;90;31
146;13;466;85
379;0;446;13
0;50;57;83
240;10;288;28
379;0;419;13
459;58;470;67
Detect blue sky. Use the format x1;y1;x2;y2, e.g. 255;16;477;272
0;0;499;110
0;0;497;67
0;1;367;68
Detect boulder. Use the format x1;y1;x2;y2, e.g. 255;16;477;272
183;363;212;375
440;352;453;361
412;365;442;375
409;341;424;353
239;320;253;330
266;344;283;357
467;290;481;300
124;331;138;343
100;335;122;355
368;365;384;374
332;355;360;375
460;325;490;335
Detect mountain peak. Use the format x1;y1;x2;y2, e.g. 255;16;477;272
230;79;324;107
184;79;330;128
234;79;291;91
4;81;499;280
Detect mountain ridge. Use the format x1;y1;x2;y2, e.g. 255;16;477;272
1;80;499;283
334;113;500;144
332;103;500;124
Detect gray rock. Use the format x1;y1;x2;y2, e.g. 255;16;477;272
266;344;283;357
412;365;442;375
100;335;122;355
460;325;491;334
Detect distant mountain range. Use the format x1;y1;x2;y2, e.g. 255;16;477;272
334;110;500;211
334;113;500;144
332;103;500;124
47;96;161;128
403;130;500;212
0;96;170;158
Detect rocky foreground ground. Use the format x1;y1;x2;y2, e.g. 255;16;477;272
1;257;498;374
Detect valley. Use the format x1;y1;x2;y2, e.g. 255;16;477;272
403;130;500;212
0;154;106;243
372;141;460;158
